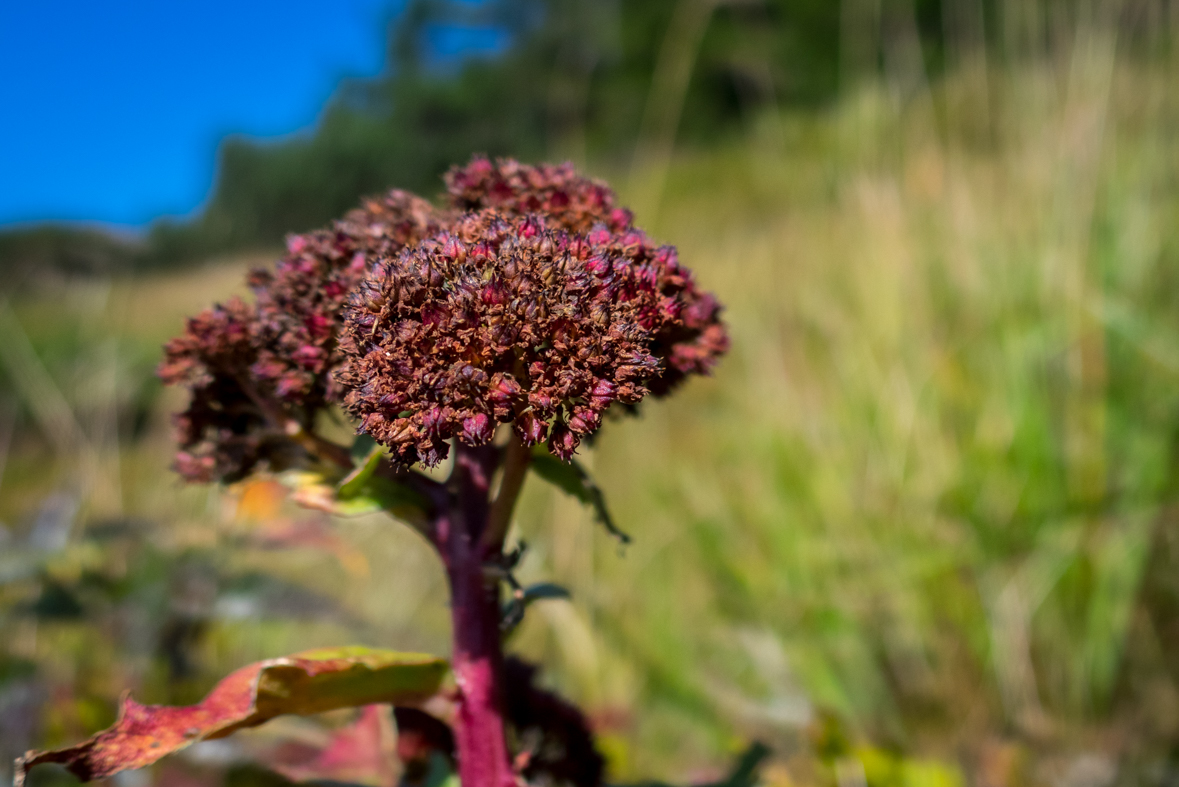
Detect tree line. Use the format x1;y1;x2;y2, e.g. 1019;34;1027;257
2;0;1167;280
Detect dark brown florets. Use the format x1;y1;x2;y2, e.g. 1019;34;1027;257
446;157;726;397
446;157;632;235
159;190;444;482
336;208;725;465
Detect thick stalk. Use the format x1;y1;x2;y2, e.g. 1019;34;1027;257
442;443;515;787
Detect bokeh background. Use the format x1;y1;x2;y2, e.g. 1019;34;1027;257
3;0;1179;785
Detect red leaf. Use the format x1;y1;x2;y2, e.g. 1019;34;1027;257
15;647;448;786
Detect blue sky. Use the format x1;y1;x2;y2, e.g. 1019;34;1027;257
0;0;423;228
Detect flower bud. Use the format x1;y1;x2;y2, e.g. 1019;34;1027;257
461;413;493;445
515;411;548;446
291;344;325;369
548;423;580;461
488;374;522;403
568;407;600;435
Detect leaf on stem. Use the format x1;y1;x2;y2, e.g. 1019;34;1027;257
285;470;428;529
337;435;384;498
519;582;572;604
529;450;631;544
501;582;572;634
15;647;449;787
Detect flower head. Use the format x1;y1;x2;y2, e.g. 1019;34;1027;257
336;209;725;464
163;159;727;480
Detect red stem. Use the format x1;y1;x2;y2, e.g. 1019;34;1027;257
438;442;516;787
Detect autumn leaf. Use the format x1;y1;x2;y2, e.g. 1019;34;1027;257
15;647;449;786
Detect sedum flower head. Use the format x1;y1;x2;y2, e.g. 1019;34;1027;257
162;158;727;480
336;208;725;465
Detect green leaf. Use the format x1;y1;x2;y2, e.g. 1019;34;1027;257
501;582;572;634
285;470;428;530
347;475;430;518
16;647;449;787
530;449;631;544
349;433;379;464
520;582;572;604
337;436;384;498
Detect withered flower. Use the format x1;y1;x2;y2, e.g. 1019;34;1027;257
446;157;726;395
446;156;633;235
336;209;725;465
159;190;443;482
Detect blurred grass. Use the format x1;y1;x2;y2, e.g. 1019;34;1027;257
5;22;1179;787
511;39;1179;782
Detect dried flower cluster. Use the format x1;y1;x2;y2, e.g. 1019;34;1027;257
162;157;727;478
247;190;443;403
583;225;728;397
447;158;728;395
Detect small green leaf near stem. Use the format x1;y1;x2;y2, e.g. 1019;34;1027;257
529;449;631;544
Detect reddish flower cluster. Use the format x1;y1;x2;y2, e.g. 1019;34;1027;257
162;157;727;478
159;191;443;482
336;208;722;465
446;157;632;235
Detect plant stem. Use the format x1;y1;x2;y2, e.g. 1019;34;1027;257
483;435;532;551
441;442;515;787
